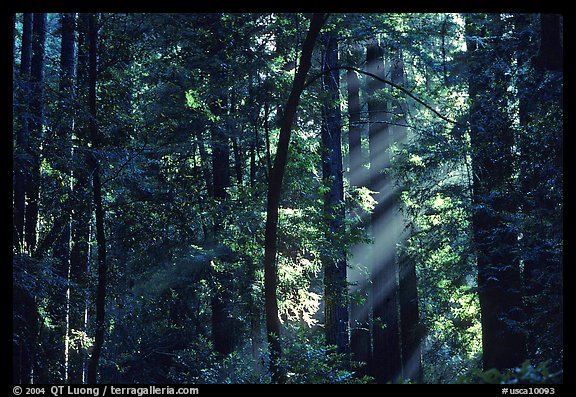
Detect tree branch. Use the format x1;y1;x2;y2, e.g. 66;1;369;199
304;65;461;126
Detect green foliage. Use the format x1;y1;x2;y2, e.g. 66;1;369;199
184;89;218;122
280;325;371;384
459;361;563;384
385;14;482;382
167;337;264;384
12;12;562;384
394;119;481;383
276;205;323;326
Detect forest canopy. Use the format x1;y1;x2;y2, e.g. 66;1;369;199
12;12;563;384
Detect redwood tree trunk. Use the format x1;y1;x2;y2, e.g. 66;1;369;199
320;29;349;361
52;12;77;383
346;59;363;189
209;94;236;356
515;13;563;371
391;51;423;383
12;13;46;384
68;13;93;383
86;14;108;383
13;14;34;382
13;12;32;253
366;37;402;384
346;46;371;376
533;14;563;72
26;12;47;254
466;14;526;371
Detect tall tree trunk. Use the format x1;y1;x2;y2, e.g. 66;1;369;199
211;101;230;223
230;93;244;186
67;13;92;383
249;135;257;188
246;78;262;372
391;51;423;383
13;282;40;383
13;12;33;253
209;95;236;356
345;45;372;376
398;253;422;382
202;14;239;349
533;14;563;72
263;101;272;174
366;37;402;384
12;13;46;384
247;76;258;188
515;13;563;371
248;258;263;377
12;13;36;383
263;12;326;384
232;136;243;186
346;55;364;189
320;30;350;361
68;202;91;384
465;14;527;371
195;128;213;198
26;12;47;254
86;14;108;383
49;12;77;383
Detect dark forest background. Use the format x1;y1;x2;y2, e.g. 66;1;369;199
12;12;563;384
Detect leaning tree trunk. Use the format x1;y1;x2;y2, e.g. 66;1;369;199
263;13;326;384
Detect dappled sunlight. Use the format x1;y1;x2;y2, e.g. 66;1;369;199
12;12;562;384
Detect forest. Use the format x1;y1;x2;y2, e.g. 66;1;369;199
12;13;563;384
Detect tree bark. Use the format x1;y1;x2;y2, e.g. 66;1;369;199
230;93;244;186
12;14;31;381
232;136;243;185
515;13;563;371
533;14;563;72
398;252;422;382
13;12;33;253
13;282;40;383
320;30;350;361
12;13;45;383
209;95;236;356
25;12;47;254
49;12;77;383
346;58;363;189
345;45;372;376
67;14;92;383
86;14;108;384
466;14;527;371
366;37;402;384
391;51;423;383
263;12;326;384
